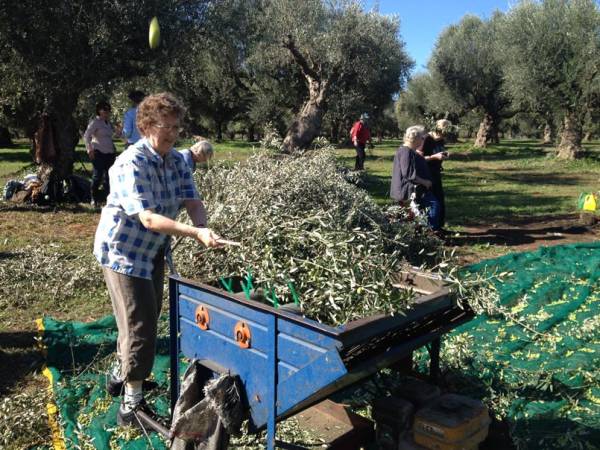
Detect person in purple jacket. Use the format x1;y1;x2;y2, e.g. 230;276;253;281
390;125;442;231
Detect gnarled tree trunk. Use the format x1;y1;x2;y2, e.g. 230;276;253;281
282;78;327;153
215;120;224;142
281;35;336;154
36;96;79;202
557;112;582;159
474;113;499;148
542;123;554;145
247;125;256;142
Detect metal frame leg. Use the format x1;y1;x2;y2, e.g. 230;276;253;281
169;278;180;417
429;337;441;382
266;315;278;450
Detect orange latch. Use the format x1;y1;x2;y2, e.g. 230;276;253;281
195;305;210;330
234;321;251;349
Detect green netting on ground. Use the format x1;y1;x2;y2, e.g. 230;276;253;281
439;242;600;449
40;315;172;449
40;242;600;449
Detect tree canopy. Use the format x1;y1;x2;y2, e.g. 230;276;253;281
0;0;210;194
250;0;412;152
499;0;600;158
428;13;513;147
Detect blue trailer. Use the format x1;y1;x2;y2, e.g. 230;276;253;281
168;271;473;449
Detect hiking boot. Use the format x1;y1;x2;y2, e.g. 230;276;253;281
117;399;163;430
106;373;159;397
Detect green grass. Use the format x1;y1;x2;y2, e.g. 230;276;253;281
0;142;36;181
0;138;261;185
337;138;600;226
2;137;599;226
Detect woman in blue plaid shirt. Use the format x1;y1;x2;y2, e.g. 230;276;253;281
93;92;223;428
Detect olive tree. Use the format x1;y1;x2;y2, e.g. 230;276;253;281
251;0;412;153
429;14;514;147
0;0;208;198
162;0;258;141
499;0;600;159
394;72;458;132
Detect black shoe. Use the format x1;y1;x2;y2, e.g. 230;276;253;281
107;374;159;397
117;399;163;430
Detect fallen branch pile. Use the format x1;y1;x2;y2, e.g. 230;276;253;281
174;150;443;325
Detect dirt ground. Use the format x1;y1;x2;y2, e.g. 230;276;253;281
448;213;600;264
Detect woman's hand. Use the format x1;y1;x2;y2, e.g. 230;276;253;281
87;148;95;160
195;227;223;248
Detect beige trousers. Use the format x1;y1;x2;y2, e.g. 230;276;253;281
102;251;164;382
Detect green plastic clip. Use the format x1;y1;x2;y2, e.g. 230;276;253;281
245;269;254;290
263;285;279;308
219;277;234;293
287;280;300;305
240;280;252;300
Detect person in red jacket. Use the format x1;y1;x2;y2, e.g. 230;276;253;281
350;113;372;170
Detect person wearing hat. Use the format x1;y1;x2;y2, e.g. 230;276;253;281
418;119;451;229
121;90;145;148
350;113;372;171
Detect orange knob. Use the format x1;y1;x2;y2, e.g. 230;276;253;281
234;321;251;349
195;305;210;330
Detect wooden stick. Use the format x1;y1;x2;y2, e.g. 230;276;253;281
216;238;241;247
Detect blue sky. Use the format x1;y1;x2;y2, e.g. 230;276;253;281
365;0;513;73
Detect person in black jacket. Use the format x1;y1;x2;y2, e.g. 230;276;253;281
418;119;451;228
390;125;442;231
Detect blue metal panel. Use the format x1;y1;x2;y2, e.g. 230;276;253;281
176;281;349;434
171;273;470;450
277;361;297;382
276;317;342;382
179;314;275;429
179;297;271;354
277;316;340;343
179;285;272;327
276;348;347;417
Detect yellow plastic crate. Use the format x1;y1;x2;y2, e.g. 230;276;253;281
413;394;490;450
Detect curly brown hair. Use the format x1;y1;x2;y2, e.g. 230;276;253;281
136;92;186;136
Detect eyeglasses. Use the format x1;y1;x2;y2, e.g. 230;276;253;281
153;123;183;133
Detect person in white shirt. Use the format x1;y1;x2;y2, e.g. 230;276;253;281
84;101;117;207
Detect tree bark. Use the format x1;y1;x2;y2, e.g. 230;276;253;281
474;113;499;148
36;96;79;202
0;126;13;147
215;121;223;142
247;125;255;142
542;123;553;145
281;34;336;154
282;85;326;153
329;120;340;144
557;112;582;159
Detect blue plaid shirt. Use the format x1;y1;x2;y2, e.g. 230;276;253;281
94;138;200;279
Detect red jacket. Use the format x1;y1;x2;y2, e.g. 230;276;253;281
350;120;371;145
